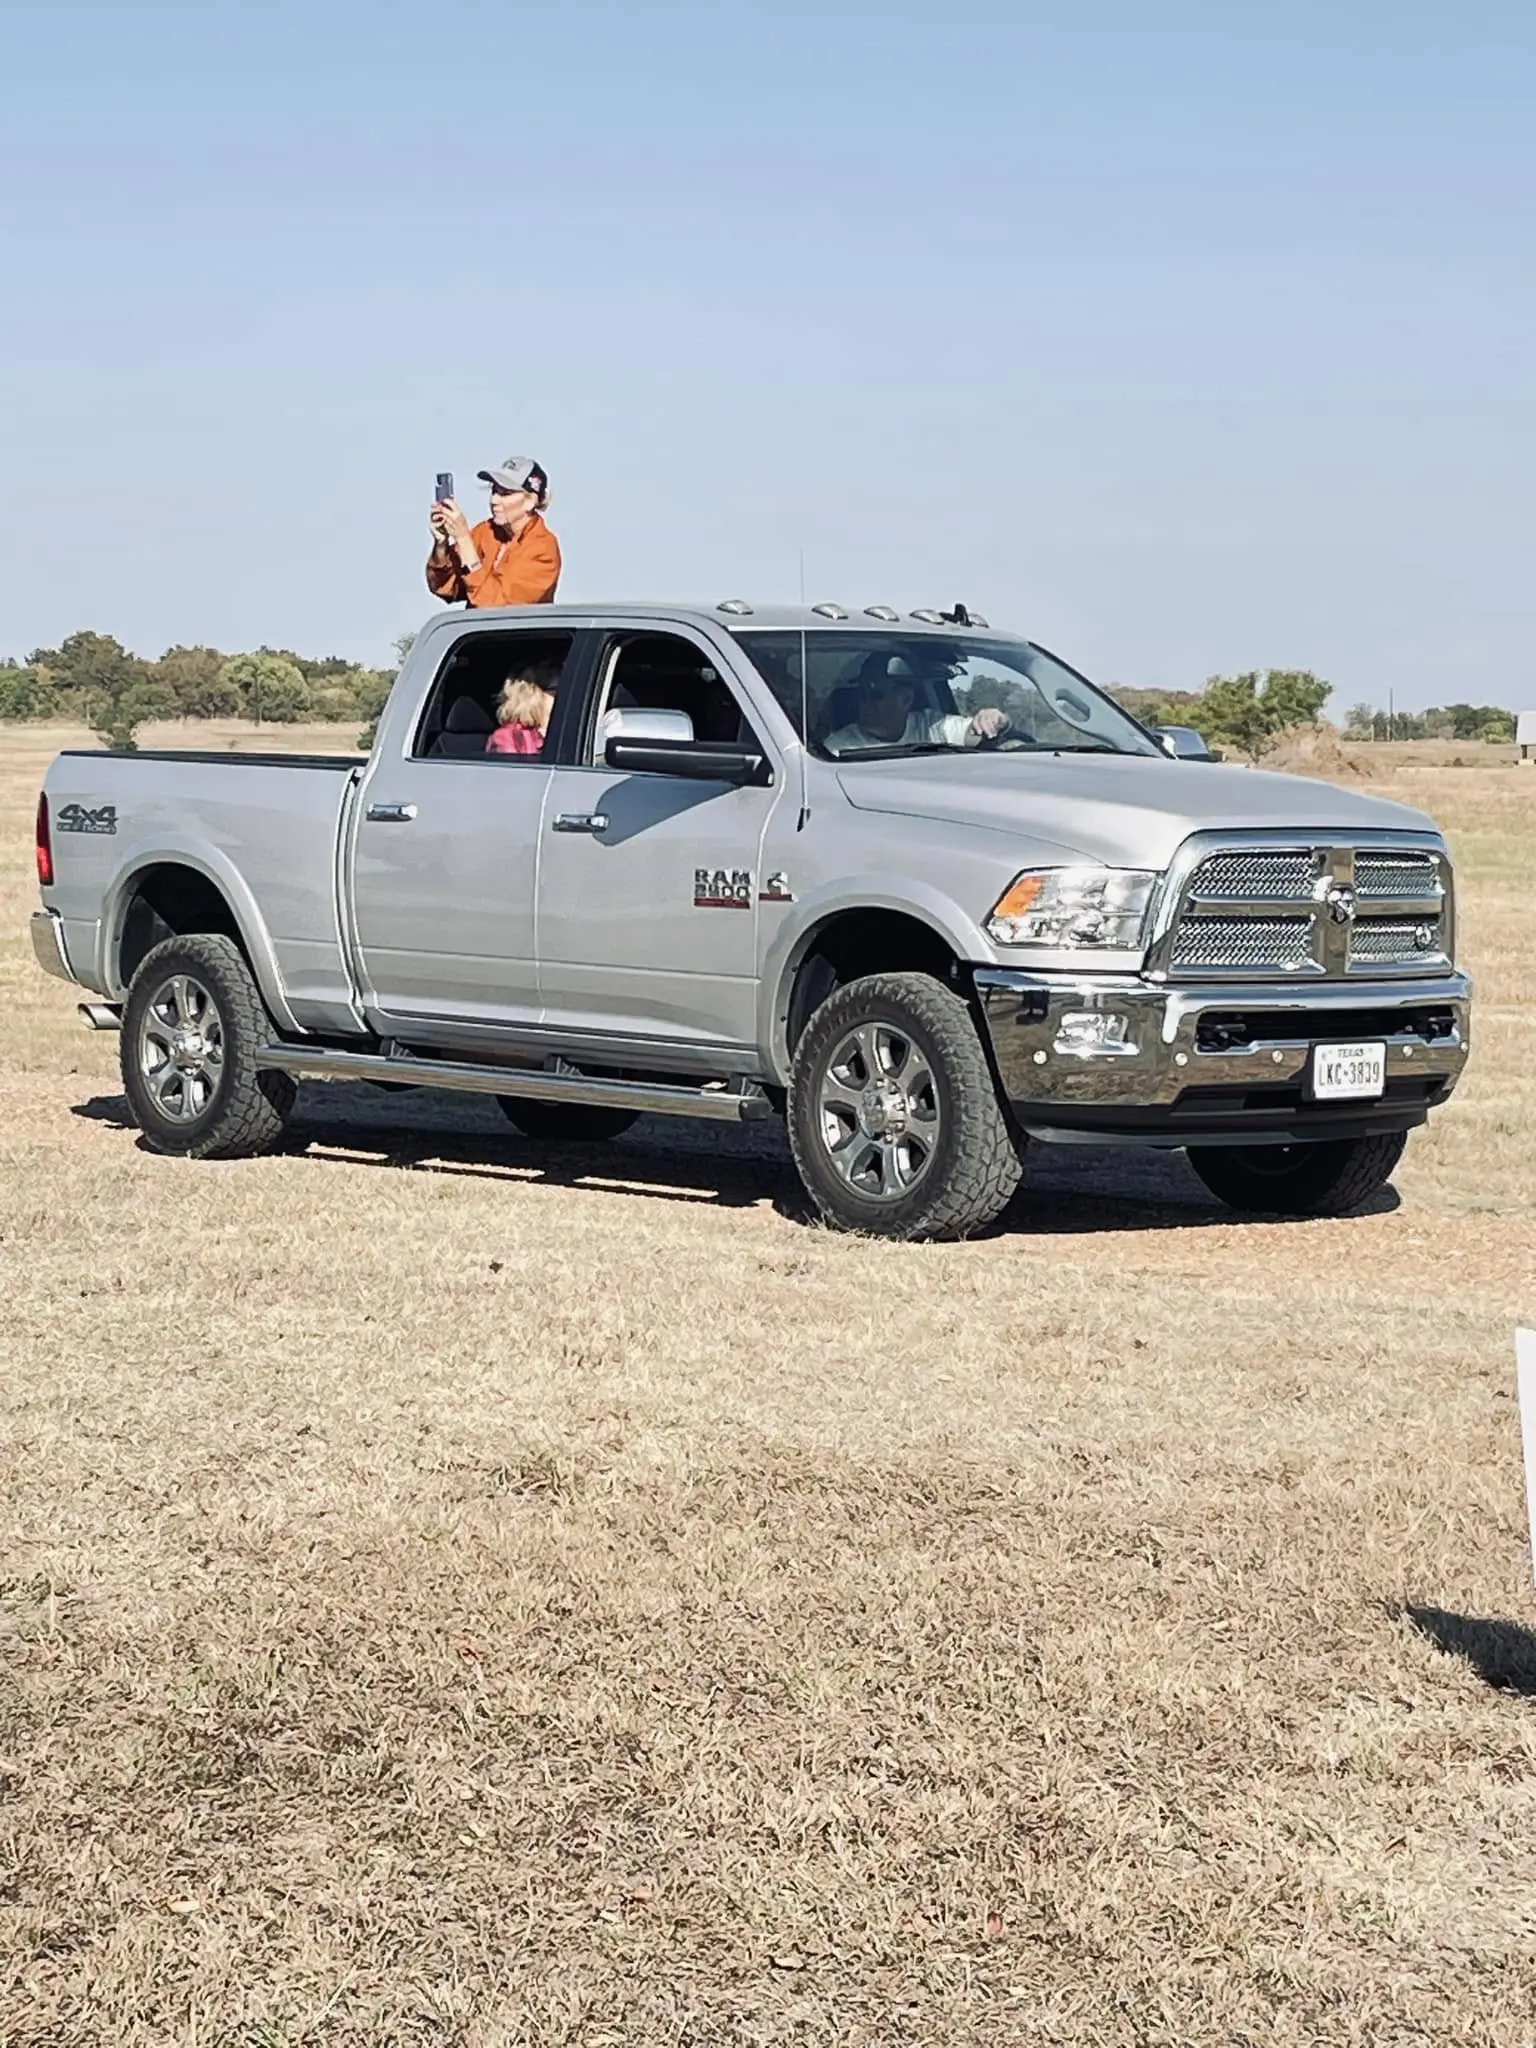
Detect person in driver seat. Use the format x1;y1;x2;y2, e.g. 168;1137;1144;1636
824;654;1011;756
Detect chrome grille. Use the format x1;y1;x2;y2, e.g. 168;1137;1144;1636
1164;840;1451;979
1349;918;1446;967
1354;851;1441;901
1171;917;1314;970
1186;850;1316;903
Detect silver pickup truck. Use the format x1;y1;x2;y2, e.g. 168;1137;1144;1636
32;601;1471;1239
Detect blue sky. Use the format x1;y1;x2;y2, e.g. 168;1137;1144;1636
1;0;1531;708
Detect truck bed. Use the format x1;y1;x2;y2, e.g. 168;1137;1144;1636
40;748;365;1033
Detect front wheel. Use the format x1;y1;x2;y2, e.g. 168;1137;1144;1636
787;971;1023;1240
1187;1132;1407;1217
121;934;296;1159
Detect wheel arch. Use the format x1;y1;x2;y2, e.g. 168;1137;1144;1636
103;847;301;1036
762;885;989;1083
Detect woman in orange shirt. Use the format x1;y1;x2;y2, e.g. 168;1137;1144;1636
427;456;562;608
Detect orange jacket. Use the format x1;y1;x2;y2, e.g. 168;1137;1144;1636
427;513;561;608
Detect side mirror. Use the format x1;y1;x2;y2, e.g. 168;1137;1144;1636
600;706;695;746
1155;724;1213;761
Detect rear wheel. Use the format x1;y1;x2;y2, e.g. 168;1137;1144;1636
787;971;1023;1240
1187;1132;1406;1217
121;934;295;1159
495;1097;640;1144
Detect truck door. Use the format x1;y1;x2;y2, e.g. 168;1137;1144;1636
349;623;579;1034
537;629;785;1055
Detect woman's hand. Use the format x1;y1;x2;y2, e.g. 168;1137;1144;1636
437;498;475;549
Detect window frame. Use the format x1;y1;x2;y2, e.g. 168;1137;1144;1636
408;624;594;766
573;626;771;772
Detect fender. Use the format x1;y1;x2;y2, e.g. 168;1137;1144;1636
757;874;994;1083
99;833;306;1039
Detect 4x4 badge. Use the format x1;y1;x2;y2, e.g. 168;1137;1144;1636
55;802;117;835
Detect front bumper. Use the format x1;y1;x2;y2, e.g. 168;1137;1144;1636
974;967;1472;1147
30;909;75;985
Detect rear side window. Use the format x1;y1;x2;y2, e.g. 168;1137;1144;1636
413;630;577;761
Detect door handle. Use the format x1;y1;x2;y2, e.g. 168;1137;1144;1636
552;812;610;834
366;802;418;823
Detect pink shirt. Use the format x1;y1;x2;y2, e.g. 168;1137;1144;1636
487;723;545;756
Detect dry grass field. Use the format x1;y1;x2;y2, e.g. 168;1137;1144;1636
3;722;1534;2046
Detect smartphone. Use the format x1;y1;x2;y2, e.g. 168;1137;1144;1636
435;471;454;504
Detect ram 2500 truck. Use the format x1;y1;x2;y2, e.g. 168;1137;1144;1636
31;601;1471;1239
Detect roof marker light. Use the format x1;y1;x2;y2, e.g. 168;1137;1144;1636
716;598;754;615
810;602;849;620
909;609;945;624
863;605;900;622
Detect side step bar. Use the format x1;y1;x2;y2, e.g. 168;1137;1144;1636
253;1042;774;1125
80;1003;123;1031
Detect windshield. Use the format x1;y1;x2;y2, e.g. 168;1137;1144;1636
732;631;1160;762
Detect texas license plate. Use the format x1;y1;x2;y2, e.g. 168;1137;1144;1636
1309;1040;1387;1101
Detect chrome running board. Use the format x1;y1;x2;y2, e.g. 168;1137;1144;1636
253;1042;774;1124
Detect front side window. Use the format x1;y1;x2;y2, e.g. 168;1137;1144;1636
583;631;763;765
413;630;576;762
734;631;1159;761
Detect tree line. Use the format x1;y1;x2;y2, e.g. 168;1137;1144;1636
1113;671;1518;758
1341;701;1516;744
0;630;404;750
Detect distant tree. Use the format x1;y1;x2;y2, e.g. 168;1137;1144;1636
28;630;138;705
300;654;366;684
1344;702;1375;735
1257;669;1331;730
0;661;47;720
22;630;175;749
1189;668;1332;761
154;644;239;717
1190;674;1270;759
219;652;310;723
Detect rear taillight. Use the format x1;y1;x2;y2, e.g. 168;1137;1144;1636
36;792;53;887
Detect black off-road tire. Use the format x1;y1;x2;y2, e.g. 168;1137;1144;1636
121;934;296;1159
495;1098;640;1144
787;971;1023;1241
1188;1131;1407;1217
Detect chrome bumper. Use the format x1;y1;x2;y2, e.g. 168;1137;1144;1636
975;967;1472;1147
30;909;75;984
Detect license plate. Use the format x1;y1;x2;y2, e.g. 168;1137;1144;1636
1309;1040;1387;1101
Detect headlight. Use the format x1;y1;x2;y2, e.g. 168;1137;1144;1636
986;867;1159;949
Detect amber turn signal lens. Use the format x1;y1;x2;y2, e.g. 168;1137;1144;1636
989;874;1047;922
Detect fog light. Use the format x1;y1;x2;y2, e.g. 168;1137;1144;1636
1055;1011;1136;1056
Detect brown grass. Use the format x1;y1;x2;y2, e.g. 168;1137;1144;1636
3;724;1535;2045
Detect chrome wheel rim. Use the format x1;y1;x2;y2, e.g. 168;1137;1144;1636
138;972;225;1124
815;1021;940;1204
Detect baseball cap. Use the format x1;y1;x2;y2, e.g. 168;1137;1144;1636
478;456;548;497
